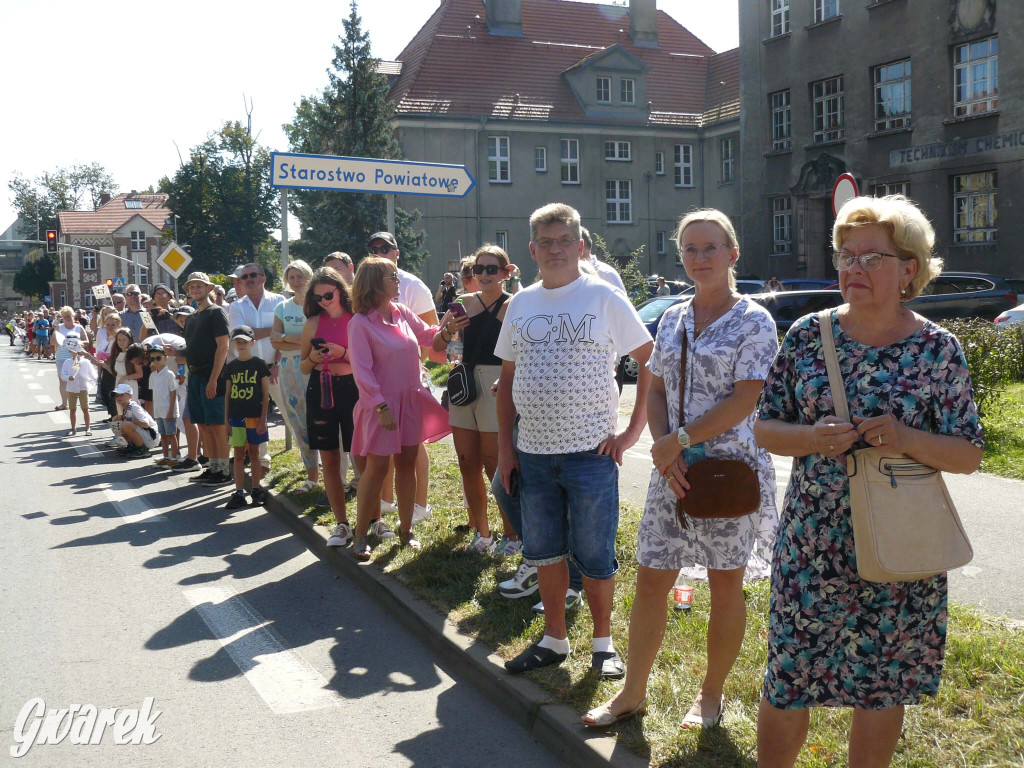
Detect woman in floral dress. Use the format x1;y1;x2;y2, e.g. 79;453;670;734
583;209;778;729
755;195;984;767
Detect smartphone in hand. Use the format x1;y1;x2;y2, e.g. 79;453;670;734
448;301;467;318
310;337;328;352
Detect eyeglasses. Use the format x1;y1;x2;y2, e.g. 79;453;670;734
126;291;141;297
113;299;125;304
313;291;336;303
681;244;731;259
472;264;502;276
832;251;900;271
386;273;401;282
533;236;578;251
240;272;262;280
368;245;394;255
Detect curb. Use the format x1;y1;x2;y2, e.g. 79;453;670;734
264;490;650;768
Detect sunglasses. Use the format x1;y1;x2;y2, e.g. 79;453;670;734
368;245;394;255
386;273;400;282
240;272;262;280
472;264;502;275
148;355;165;361
313;291;335;303
126;291;141;296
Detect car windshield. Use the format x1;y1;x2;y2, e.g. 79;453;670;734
637;297;679;322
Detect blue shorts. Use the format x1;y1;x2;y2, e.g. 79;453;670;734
517;448;620;580
186;373;225;426
155;417;177;436
228;416;269;449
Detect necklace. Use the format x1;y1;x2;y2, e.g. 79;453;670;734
692;293;735;337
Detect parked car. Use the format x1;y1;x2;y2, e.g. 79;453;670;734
620;295;685;379
646;277;691;297
780;278;836;291
994;302;1024;327
748;289;845;331
1005;278;1024;306
904;272;1017;322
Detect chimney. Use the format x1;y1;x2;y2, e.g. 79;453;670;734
629;0;659;47
99;192;111;206
485;0;523;37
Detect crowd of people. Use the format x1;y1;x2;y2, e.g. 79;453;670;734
7;194;985;768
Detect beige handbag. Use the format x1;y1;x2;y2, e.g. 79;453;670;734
817;311;973;583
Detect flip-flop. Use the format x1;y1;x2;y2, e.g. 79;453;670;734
54;405;68;411
581;697;647;728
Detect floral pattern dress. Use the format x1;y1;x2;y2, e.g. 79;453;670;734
759;310;983;709
637;297;779;571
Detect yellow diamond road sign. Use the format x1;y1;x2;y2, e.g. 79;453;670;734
156;242;192;279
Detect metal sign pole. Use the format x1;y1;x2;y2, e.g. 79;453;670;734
280;188;292;453
386;194;395;235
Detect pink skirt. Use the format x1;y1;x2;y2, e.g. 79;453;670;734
351;384;452;456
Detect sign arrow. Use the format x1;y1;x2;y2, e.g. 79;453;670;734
270;152;475;199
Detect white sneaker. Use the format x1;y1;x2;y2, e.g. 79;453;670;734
532;588;583;615
497;563;539;598
368;518;395;539
412;503;432;525
465;533;494;554
380;499;398;515
326;523;353;548
107;437;128;448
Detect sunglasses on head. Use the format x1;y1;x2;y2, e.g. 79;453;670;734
472;264;502;275
240;272;262;280
313;290;335;303
368;245;394;255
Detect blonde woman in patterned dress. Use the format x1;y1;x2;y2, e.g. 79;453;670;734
583;209;778;729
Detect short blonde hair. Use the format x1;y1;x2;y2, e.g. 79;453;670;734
59;305;74;318
352;256;395;314
833;195;941;300
284;259;314;282
674;208;739;291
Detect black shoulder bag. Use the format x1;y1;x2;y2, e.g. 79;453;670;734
447;294;508;407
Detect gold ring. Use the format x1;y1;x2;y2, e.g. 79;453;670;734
829;444;834;451
878;435;883;445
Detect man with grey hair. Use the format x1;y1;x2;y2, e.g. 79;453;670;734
120;284;148;341
496;202;653;676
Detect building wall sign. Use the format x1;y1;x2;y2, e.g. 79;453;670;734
890;129;1024;167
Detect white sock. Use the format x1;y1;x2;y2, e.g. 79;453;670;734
592;636;615;654
537;635;570;655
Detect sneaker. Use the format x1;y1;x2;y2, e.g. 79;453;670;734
224;490;249;509
107;437;127;448
498;563;539;599
465;533;494;554
532;588;583;615
127;445;149;458
380;499;398;515
249;487;268;507
491;536;523;559
294;479;317;494
172;458;201;473
327;522;353;547
200;471;234;486
197;455;209;466
368;518;395;539
411;503;432;525
188;468;215;483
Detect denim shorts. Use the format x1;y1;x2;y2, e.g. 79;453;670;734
186;373;225;426
517;448;619;580
155;417;177;436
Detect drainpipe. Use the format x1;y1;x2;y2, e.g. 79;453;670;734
476;117;485;248
698;125;706;208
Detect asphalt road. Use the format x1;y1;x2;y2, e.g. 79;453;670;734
0;346;560;767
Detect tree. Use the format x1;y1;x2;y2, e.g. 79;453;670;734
8;163;116;237
159;113;278;275
12;251;58;300
283;0;427;273
593;233;648;307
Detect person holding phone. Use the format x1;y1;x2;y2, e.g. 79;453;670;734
300;267;359;548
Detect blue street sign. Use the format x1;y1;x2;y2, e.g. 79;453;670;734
270;152;475;199
112;277;126;291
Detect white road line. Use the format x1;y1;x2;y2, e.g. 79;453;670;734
35;395;55;404
74;444;103;458
103;481;167;522
182;585;341;715
27;382;41;390
37;369;47;377
22;374;33;380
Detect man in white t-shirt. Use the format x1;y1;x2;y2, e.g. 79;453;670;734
496;203;653;676
581;226;626;294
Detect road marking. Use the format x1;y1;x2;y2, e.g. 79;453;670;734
103;481;167;522
182;585;341;715
37;369;47;377
74;444;103;458
22;374;33;380
27;382;41;390
35;395;55;404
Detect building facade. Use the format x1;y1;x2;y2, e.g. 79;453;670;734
385;0;740;284
54;192;172;309
738;0;1022;281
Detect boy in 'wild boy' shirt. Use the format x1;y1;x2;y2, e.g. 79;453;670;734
222;325;270;509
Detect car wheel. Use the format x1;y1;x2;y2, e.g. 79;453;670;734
620;355;639;381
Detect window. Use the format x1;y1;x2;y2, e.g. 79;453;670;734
813;0;839;23
673;144;693;187
772;197;793;254
82;250;97;271
605;180;632;223
134;263;149;287
655;151;665;175
604;141;631;161
953;171;997;243
130;231;146;251
620;78;635;105
596;76;611;104
873;181;909;197
496;231;509;252
488;136;510;182
535;146;547;172
770;90;791;150
560;139;580;184
721;138;735;183
124;199;142;209
874;59;911;131
84;292;95;309
656;231;667;255
771;0;790;36
954;36;998;117
812;76;845;143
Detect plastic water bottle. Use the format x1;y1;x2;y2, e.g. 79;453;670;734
673;574;693;612
320;367;334;409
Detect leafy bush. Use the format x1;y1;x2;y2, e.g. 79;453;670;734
945;319;1024;416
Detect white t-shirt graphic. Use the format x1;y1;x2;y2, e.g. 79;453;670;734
494;273;651;454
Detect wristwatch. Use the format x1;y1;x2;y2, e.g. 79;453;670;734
375;403;389;414
676;426;691;449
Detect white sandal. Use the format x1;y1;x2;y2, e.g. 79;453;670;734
681;694;723;730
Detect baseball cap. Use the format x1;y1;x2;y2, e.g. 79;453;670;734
232;265;246;278
112;383;133;396
231;325;255;342
366;232;398;250
173;306;195;317
152;283;171;295
148;343;165;354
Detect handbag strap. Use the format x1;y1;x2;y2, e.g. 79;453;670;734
678;313;688;431
817;309;850;423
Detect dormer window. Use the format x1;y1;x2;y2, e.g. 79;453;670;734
596;77;611;104
620;78;635;105
125;199;142;209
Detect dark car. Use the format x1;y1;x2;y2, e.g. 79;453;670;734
780;278;836;291
905;272;1017;322
748;289;845;331
620;295;685;379
646;278;691;297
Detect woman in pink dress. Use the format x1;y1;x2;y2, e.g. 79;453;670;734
349;257;451;559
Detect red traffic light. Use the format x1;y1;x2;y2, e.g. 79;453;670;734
105;279;113;288
45;230;58;254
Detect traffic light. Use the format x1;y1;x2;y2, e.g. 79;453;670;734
45;230;58;254
105;279;113;289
